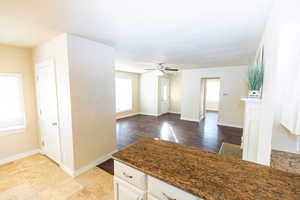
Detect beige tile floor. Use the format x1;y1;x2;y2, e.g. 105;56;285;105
0;154;114;200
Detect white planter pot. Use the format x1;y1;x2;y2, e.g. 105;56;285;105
248;90;261;98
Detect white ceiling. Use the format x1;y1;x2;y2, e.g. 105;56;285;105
0;0;273;73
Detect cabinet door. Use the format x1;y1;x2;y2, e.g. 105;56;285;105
148;176;201;200
114;177;146;200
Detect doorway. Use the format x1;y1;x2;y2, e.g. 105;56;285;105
200;78;221;121
159;77;170;115
36;60;62;164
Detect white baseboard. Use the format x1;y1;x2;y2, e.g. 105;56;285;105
60;163;75;177
139;113;159;117
217;122;243;129
60;149;118;177
117;112;181;118
206;109;219;112
74;149;118;177
180;117;199;122
168;111;181;114
0;149;41;165
116;112;140;119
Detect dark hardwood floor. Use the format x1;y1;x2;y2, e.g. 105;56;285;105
98;112;243;175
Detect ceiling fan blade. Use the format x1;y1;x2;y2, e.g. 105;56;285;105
144;68;157;70
165;68;179;71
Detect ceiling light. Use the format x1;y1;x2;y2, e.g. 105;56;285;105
155;70;164;76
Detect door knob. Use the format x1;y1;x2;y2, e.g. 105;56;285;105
52;122;58;126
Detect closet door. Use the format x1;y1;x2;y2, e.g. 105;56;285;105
37;60;61;163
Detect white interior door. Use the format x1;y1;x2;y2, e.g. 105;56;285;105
160;78;170;115
37;61;61;164
199;78;207;120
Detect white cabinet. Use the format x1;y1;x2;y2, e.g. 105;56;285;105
241;98;262;164
114;160;146;190
114;160;202;200
114;160;146;200
114;177;146;200
148;176;201;200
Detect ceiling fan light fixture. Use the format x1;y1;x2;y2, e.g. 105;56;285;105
155;70;164;76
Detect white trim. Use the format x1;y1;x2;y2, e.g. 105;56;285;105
60;149;118;177
0;149;40;165
116;112;140;119
74;149;118;177
241;98;262;104
217;122;243;129
168;111;181;114
60;163;76;177
180;117;199;122
116;109;133;114
199;115;205;121
205;109;219;112
0;127;26;136
139;113;159;117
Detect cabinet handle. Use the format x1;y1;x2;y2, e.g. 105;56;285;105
162;192;176;200
122;172;133;179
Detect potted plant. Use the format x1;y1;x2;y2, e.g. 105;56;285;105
248;47;264;98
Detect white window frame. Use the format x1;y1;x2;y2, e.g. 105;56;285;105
115;78;133;113
0;73;26;136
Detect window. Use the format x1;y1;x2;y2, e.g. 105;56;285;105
115;78;132;113
0;74;26;133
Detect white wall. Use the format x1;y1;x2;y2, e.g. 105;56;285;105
170;72;181;113
34;33;117;173
0;44;39;161
67;34;116;170
259;0;300;154
140;72;159;116
181;66;247;127
115;71;140;119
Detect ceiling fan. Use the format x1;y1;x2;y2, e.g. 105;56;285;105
144;63;179;75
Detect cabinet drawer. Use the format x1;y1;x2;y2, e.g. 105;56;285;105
148;176;201;200
114;160;146;190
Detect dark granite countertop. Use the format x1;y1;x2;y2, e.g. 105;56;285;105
112;138;300;200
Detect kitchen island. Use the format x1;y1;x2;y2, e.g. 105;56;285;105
112;137;300;200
